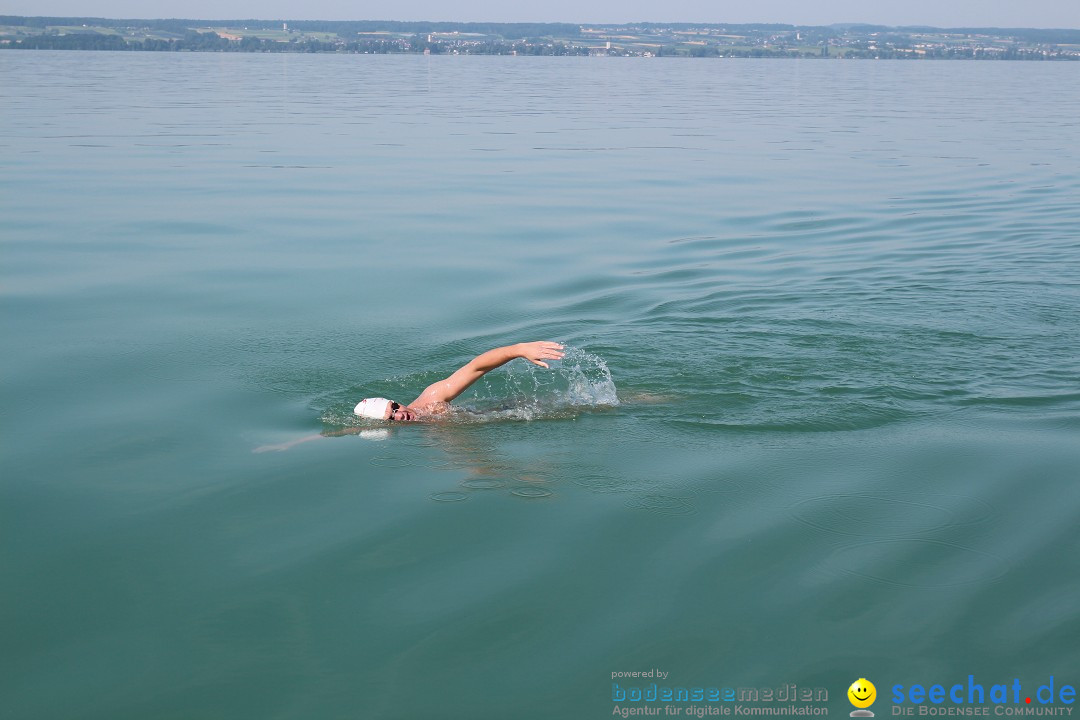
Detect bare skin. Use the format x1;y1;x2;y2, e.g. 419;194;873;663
254;341;564;452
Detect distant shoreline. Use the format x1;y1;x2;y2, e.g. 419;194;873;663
3;16;1078;59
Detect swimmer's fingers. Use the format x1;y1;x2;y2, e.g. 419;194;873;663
520;341;565;368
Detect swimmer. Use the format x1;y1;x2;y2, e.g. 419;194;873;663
354;341;564;422
254;341;564;451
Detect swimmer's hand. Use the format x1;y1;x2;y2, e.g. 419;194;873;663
518;341;565;369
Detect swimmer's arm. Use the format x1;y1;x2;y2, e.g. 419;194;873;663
411;341;564;406
253;427;362;453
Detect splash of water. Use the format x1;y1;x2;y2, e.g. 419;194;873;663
459;345;619;421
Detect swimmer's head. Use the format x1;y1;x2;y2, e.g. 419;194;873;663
354;397;391;419
354;398;416;422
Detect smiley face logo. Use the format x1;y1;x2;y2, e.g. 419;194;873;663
848;678;877;711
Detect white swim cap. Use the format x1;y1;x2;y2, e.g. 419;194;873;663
354;397;392;420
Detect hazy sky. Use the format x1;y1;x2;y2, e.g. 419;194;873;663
5;0;1079;28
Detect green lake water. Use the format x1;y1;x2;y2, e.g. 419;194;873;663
2;52;1079;719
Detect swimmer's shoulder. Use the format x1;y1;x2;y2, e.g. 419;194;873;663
409;400;452;417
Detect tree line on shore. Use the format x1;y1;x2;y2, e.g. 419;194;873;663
3;16;1078;59
5;31;594;54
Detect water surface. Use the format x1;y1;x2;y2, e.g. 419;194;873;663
2;52;1079;719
